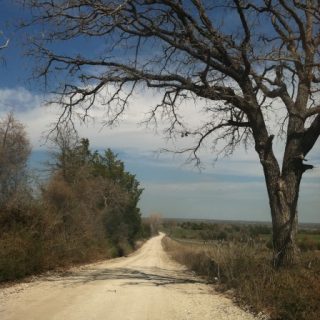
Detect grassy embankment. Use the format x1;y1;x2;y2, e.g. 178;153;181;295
162;221;320;320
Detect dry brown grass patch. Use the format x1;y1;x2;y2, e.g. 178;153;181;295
162;236;320;320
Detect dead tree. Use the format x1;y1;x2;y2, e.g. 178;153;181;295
0;113;31;204
24;0;320;267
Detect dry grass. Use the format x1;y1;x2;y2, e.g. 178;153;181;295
162;236;320;320
0;173;135;282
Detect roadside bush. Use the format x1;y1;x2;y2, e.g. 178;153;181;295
0;129;146;282
162;237;320;320
0;200;44;281
139;221;152;239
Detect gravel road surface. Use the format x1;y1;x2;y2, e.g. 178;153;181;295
0;233;257;320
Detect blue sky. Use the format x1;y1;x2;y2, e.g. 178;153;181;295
0;1;319;223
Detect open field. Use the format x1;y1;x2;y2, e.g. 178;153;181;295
162;219;320;251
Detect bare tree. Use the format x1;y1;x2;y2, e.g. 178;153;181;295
24;0;320;267
0;113;31;205
47;124;80;181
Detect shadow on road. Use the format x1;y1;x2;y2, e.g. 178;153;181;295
45;267;203;288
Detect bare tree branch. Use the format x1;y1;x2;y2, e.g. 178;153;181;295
23;0;320;267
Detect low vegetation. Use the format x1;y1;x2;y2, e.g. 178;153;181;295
0;114;151;282
162;221;320;320
164;220;320;251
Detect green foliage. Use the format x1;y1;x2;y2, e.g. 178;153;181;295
139;221;152;239
48;137;144;256
0;123;146;282
90;148;143;246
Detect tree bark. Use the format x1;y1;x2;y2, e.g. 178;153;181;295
260;168;300;267
260;115;306;268
268;175;300;268
250;107;305;267
259;162;301;267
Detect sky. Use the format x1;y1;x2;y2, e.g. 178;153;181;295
0;1;319;223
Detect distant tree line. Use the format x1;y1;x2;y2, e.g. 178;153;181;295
164;220;320;251
164;220;272;243
0;113;150;281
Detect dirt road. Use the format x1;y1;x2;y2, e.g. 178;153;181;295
0;233;257;320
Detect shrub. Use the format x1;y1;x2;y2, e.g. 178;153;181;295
162;236;320;320
0;125;147;283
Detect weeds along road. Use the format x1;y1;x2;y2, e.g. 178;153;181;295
0;233;257;320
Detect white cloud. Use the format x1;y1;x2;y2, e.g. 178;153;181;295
1;86;319;173
0;87;43;112
0;86;319;222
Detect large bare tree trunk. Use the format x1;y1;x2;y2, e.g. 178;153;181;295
268;173;301;268
260;115;306;267
252;109;307;267
261;163;301;267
